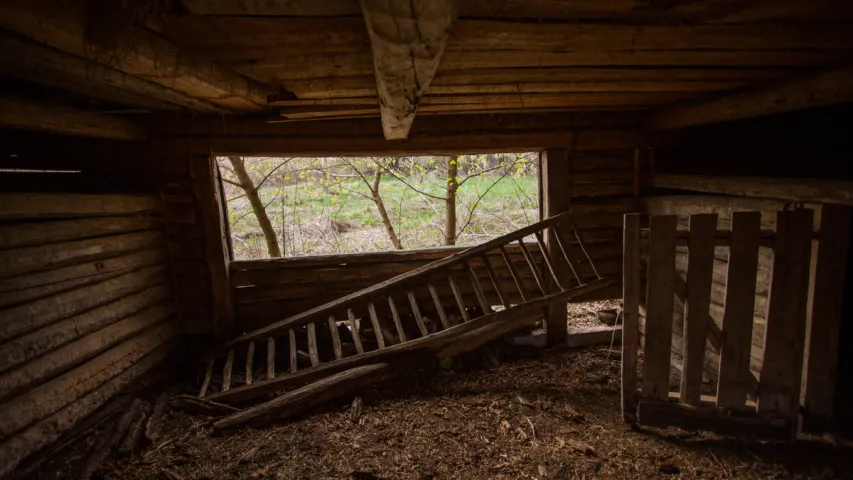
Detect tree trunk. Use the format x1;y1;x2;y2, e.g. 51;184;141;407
445;155;459;245
228;156;282;258
370;167;403;250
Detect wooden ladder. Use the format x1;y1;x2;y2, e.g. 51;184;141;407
199;211;611;405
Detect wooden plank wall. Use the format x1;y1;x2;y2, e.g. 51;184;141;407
0;191;179;476
639;195;819;386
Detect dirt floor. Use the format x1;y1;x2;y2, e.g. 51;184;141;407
96;345;853;480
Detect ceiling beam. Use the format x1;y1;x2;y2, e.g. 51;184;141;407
0;95;147;141
0;0;272;113
0;34;231;114
647;174;853;206
646;65;853;130
359;0;456;140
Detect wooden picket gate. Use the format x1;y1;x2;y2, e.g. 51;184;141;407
621;209;821;440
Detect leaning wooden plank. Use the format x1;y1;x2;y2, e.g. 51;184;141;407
0;284;170;371
199;359;213;397
387;296;407;342
307;323;320;367
802;205;851;428
0;266;168;342
0;304;173;400
0;215;159;250
642;215;677;401
637;400;789;440
208;278;611;405
0;249;167;310
680;214;717;406
0;193;160;220
0;340;174;478
758;209;814;421
245;341;255;385
0;230;165;279
214;363;395;430
622;214;641;422
716;212;761;410
366;302;387;348
328;317;343;360
173;394;240;416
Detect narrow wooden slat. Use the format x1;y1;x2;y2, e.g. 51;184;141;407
466;263;492;313
428;283;451;329
518;239;548;295
758;209;814;421
221;350;235;393
802;205;851;427
245;341;255;385
448;275;471;322
347;308;364;354
481;254;511;308
366;302;387;348
534;231;564;290
307;323;319;366
716;212;761;410
553;228;583;285
328;316;343;360
289;329;298;373
680;213;717;406
642;215;677;401
199;358;213;397
266;337;275;380
573;224;601;279
622;214;641;422
499;245;530;301
387;296;407;342
406;290;429;337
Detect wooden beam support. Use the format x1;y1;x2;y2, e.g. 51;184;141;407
0;0;271;112
541;149;570;346
647;174;853;206
646;65;853;130
359;0;456;140
0;95;147;141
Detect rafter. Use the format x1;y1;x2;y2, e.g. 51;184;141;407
359;0;456;140
646;65;853;130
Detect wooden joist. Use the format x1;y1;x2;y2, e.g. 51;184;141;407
646;65;853;130
359;0;455;139
0;0;270;112
647;174;853;206
0;95;147;141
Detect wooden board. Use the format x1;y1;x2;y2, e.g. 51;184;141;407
758;209;814;421
641;215;677;401
716;212;762;409
801;205;851;427
680;214;717;405
637;400;790;440
541;149;570;345
621;214;640;421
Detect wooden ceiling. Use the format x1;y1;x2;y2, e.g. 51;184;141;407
1;0;852;140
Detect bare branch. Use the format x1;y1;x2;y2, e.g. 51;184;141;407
373;158;447;201
256;157;295;189
456;165;516;235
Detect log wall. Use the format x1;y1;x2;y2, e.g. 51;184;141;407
0;191;179;477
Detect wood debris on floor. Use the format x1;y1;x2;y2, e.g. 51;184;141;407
77;347;852;480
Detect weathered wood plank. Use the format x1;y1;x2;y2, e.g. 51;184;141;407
448;275;470;322
328;317;343;360
221;350;235;392
289;329;298;372
0;194;159;220
758;209;814;421
406;290;429;337
199;358;213;397
622;214;641;422
387;296;407;342
542;148;571;345
716;212;761;410
267;337;276;379
680;214;717;405
366;302;387;348
428;284;451;330
307;323;319;367
802;205;851;427
347;309;364;354
637;400;789;440
647;174;853;206
0;215;159;250
647;65;853;130
245;341;255;385
642;215;677;401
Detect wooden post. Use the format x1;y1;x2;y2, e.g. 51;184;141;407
802;205;851;429
191;155;235;336
622;214;641;422
758;209;814;428
541;149;570;346
643;215;677;401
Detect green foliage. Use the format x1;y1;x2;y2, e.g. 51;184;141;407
218;154;538;260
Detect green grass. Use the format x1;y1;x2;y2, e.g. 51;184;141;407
226;173;539;259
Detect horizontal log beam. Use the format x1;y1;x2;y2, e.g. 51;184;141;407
647;174;853;206
646;65;853;130
0;95;147;141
